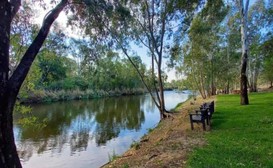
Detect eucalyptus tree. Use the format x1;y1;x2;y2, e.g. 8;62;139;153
236;0;250;104
260;0;273;87
246;0;268;92
37;30;72;87
70;0;203;118
69;38;102;77
218;5;242;93
261;37;273;88
0;0;69;167
119;0;204;118
173;0;228;98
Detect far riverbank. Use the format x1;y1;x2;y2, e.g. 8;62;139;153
18;88;147;104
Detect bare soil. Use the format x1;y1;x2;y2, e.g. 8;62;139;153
101;96;216;168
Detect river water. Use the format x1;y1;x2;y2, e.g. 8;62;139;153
14;91;189;168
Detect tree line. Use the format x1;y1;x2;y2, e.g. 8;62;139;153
14;31;150;103
10;9;151;103
171;0;273;100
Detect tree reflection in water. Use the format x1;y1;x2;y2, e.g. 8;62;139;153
15;95;147;161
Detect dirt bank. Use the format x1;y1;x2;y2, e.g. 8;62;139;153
102;96;216;168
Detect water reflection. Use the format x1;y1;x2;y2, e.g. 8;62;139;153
93;97;145;145
14;91;189;167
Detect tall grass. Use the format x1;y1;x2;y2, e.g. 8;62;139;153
19;88;147;104
187;92;273;168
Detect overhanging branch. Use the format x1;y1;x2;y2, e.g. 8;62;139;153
9;0;68;92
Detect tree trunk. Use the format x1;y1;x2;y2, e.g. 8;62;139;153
248;58;259;92
0;1;22;167
0;1;68;167
226;80;230;94
158;65;166;119
152;1;167;119
250;70;258;92
0;88;22;168
253;62;259;92
210;57;216;96
211;76;216;95
240;53;249;104
239;0;250;105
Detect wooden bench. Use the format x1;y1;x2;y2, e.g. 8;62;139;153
189;108;208;130
201;101;214;125
189;101;214;131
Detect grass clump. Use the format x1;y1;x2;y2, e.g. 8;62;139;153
187;92;273;168
130;141;140;150
108;150;119;162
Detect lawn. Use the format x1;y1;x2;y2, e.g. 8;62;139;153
187;92;273;168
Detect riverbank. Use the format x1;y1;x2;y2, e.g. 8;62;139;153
102;91;273;168
102;95;216;168
19;88;147;104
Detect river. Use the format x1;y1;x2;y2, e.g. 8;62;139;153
13;91;189;168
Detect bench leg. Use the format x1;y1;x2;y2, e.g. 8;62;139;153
190;116;194;130
202;120;206;131
206;118;210;125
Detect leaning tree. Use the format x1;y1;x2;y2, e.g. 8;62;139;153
69;0;204;119
0;0;68;167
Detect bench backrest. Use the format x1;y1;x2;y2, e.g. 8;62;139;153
209;101;214;113
200;101;214;115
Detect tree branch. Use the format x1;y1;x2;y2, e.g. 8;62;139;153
10;0;21;19
9;0;68;92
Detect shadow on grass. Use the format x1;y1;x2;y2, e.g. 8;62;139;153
210;113;227;129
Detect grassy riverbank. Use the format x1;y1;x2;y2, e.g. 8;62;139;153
187;92;273;168
102;95;214;168
102;91;273;168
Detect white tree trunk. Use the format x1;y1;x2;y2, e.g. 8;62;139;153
239;0;250;105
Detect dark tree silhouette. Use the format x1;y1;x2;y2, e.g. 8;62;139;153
0;0;68;167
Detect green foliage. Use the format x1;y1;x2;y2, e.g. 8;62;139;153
261;37;273;85
122;163;129;168
14;102;48;129
14;102;32;115
147;128;154;133
15;33;147;102
187;92;273;168
200;0;228;24
19;60;42;99
177;0;230;98
38;51;68;85
17;117;48;129
130;140;140;150
108;150;119;162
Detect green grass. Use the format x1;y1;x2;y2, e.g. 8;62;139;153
187;92;273;168
108;150;119;162
130;140;141;150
